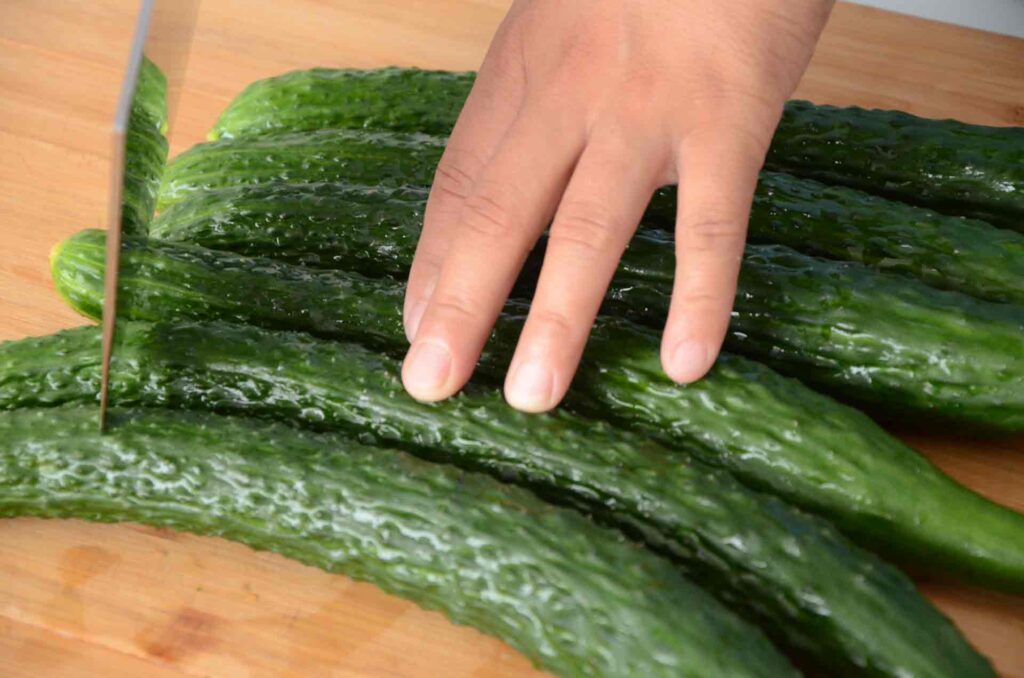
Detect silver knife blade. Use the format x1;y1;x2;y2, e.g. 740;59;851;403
99;0;199;432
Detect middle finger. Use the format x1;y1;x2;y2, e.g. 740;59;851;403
402;99;585;401
504;127;668;411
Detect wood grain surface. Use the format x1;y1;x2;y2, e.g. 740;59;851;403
0;1;1022;675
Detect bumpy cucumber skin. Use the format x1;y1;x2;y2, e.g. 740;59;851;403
728;248;1024;430
45;230;1024;591
151;182;429;273
595;231;1024;432
157;129;445;210
210;67;475;140
0;322;994;677
49;230;409;350
151;176;1024;308
563;318;1024;593
645;172;1024;305
203;67;1022;228
0;406;795;678
766;101;1024;230
160;132;1024;306
122;56;169;236
122;120;168;236
147;185;1024;431
135;56;168;133
154;174;1024;305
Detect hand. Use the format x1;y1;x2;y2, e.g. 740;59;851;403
402;0;833;411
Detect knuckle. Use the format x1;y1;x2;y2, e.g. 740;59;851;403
677;289;721;307
549;200;621;255
682;217;747;253
607;104;661;141
460;187;518;240
622;67;661;97
681;120;765;157
431;150;485;202
428;292;480;324
729;121;775;155
432;164;474;202
529;307;578;339
675;89;779;155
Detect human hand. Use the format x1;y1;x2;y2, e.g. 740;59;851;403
402;0;834;411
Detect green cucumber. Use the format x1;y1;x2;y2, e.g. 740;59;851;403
0;405;795;677
765;101;1024;230
151;182;429;273
0;323;993;676
122;119;167;235
157;129;445;210
122;56;169;235
45;229;1024;593
599;230;1024;431
644;173;1024;305
152;176;1024;305
147;179;1024;431
210;67;474;140
204;67;1023;228
135;56;169;133
563;318;1024;593
161;127;1024;305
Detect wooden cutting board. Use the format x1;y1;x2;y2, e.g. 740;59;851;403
0;1;1021;675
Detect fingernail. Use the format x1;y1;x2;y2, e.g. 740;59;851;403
405;299;427;342
403;339;452;400
505;361;555;413
668;340;710;383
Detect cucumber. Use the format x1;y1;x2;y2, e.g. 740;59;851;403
765;101;1024;230
135;55;169;133
151;182;429;273
152;176;1024;305
122;119;167;235
160;129;1024;304
210;67;474;140
644;173;1024;305
146;181;1024;431
0;323;994;677
157;129;445;210
0;405;795;677
45;230;1024;592
563;318;1024;593
122;56;169;235
600;231;1024;431
203;67;1022;228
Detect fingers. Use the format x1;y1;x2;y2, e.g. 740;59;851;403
504;131;667;412
404;33;527;341
402;102;586;402
660;124;768;383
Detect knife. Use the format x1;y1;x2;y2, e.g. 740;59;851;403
99;0;199;431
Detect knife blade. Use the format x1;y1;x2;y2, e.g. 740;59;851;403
99;0;199;432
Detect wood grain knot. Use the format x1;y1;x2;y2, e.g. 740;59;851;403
58;545;119;590
136;607;221;663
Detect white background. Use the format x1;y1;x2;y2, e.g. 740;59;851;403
849;0;1024;38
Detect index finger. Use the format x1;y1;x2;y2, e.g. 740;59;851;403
661;123;769;383
402;101;585;401
404;26;527;341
